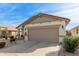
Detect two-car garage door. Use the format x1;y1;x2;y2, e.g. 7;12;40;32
28;25;59;43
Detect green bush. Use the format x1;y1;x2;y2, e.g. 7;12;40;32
63;36;79;53
0;42;6;48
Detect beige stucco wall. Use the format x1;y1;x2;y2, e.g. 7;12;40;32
70;29;76;36
70;26;79;37
12;31;17;37
59;21;66;36
17;26;23;36
25;21;62;27
23;25;28;40
59;21;66;43
30;16;59;24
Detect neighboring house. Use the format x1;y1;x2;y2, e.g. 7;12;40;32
0;26;17;38
70;25;79;37
17;13;70;43
66;30;72;36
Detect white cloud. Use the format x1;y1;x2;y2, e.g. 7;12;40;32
47;5;79;30
26;4;79;30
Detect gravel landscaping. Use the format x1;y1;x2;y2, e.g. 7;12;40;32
59;46;79;56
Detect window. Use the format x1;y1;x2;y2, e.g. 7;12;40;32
62;25;64;29
76;27;78;34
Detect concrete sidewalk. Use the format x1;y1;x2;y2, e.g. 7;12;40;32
0;40;61;56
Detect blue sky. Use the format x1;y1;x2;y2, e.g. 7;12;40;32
0;3;79;30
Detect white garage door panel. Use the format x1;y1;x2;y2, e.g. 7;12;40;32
28;28;59;42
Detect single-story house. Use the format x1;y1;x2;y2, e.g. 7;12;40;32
0;26;17;38
70;25;79;37
16;13;70;43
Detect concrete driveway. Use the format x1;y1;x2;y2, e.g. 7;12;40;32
0;40;61;56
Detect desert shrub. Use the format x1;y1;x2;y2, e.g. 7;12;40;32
63;36;79;53
10;36;14;39
2;36;5;38
10;36;16;42
0;42;6;48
